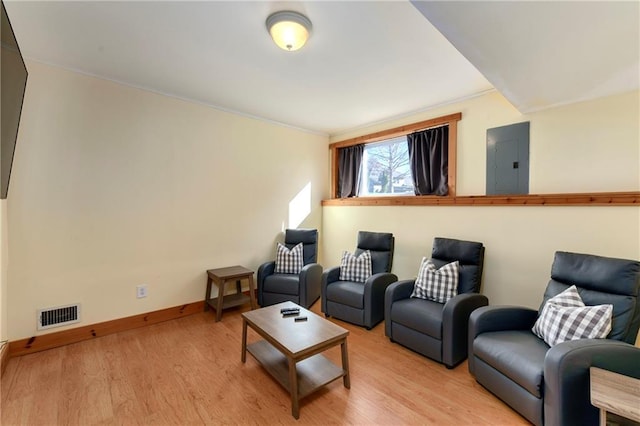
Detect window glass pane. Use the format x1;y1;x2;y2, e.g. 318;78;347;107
359;136;413;196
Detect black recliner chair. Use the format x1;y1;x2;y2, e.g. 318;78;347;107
321;231;397;329
469;251;640;426
385;237;486;368
257;229;322;308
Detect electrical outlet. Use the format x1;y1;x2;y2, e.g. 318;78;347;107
136;284;148;299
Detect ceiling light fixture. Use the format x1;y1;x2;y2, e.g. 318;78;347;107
266;11;312;52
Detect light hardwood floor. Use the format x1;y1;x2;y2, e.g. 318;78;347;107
1;301;529;425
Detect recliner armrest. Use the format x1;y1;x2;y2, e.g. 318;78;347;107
468;306;538;374
384;279;415;337
443;293;489;323
544;339;640;426
300;262;322;278
442;293;489;368
321;266;341;313
298;263;323;308
364;272;399;295
385;279;415;303
257;261;276;306
469;306;538;337
321;266;341;286
363;272;398;329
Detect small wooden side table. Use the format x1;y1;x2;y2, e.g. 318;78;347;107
590;367;640;426
205;265;256;322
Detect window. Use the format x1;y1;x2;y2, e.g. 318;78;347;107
360;136;413;196
329;112;461;203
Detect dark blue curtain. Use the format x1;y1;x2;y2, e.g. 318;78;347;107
337;145;364;198
407;126;448;196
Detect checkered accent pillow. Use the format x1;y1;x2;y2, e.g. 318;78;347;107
411;258;459;303
339;250;372;283
532;285;613;347
274;242;304;274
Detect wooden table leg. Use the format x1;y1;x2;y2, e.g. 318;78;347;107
288;357;299;419
248;274;257;309
241;319;248;363
341;338;350;389
204;276;212;311
215;279;224;322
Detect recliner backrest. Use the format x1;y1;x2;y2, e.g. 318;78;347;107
284;229;318;266
431;237;485;294
354;231;394;274
540;251;640;344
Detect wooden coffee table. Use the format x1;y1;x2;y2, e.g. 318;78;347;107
241;301;350;419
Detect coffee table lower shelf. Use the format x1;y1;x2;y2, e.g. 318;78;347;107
247;340;345;399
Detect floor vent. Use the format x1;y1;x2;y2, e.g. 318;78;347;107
37;304;80;330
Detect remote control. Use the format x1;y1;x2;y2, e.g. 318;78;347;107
280;308;300;314
282;311;299;317
294;316;308;322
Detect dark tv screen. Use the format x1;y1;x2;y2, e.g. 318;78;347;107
1;0;28;199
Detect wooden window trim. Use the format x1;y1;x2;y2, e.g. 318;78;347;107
329;113;461;199
321;191;640;206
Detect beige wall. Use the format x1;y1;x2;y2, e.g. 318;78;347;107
5;61;639;346
6;61;328;340
324;90;640;344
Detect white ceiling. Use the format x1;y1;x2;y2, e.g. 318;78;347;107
4;1;639;136
412;1;640;114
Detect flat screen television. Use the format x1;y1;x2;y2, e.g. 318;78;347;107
1;0;28;199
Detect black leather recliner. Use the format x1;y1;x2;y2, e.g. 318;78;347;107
385;237;486;368
469;251;640;426
321;231;397;329
257;229;322;308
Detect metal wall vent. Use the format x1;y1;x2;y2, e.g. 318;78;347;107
37;303;80;330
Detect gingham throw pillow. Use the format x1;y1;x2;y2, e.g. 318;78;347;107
339;250;372;283
274;242;304;274
532;285;584;341
411;258;459;303
532;285;613;347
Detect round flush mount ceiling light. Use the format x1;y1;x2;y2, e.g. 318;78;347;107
266;10;312;51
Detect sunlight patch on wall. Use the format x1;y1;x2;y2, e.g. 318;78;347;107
289;182;311;229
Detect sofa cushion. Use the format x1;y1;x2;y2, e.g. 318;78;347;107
473;330;549;398
263;274;300;296
411;258;459;304
325;280;365;309
390;297;443;339
339;250;372;283
274;242;303;274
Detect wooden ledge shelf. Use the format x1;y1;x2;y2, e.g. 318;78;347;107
321;191;640;207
